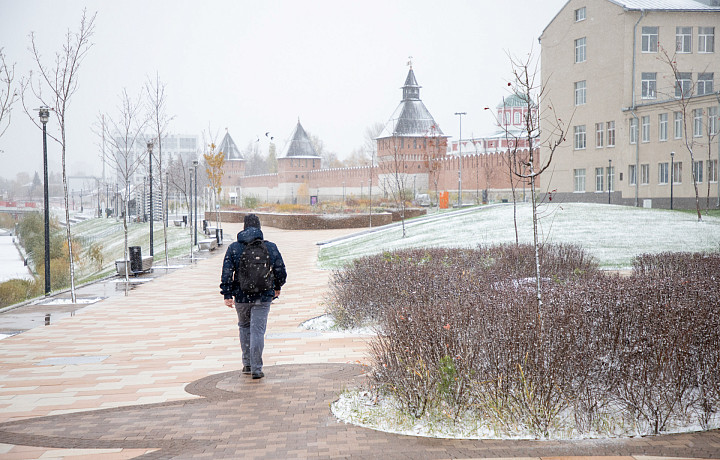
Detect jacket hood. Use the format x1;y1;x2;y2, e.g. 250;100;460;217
237;226;264;244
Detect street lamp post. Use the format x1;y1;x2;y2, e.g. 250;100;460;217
670;151;675;210
147;142;154;257
192;160;199;245
38;106;51;296
455;111;466;207
608;159;612;204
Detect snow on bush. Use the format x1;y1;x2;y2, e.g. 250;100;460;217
328;245;720;438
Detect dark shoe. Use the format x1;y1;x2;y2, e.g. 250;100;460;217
242;366;251;374
252;371;264;380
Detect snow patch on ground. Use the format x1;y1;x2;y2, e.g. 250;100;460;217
36;297;104;305
332;389;719;440
300;314;377;336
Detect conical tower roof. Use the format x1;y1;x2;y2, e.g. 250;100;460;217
280;120;321;158
217;131;243;160
379;67;445;138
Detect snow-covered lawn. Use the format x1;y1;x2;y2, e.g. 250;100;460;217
319;203;720;269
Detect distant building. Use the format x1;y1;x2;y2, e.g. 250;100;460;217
540;0;720;209
221;67;528;206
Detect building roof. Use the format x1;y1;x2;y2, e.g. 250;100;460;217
280;120;321;158
609;0;720;9
542;0;719;39
496;93;537;109
217;131;243;160
378;68;446;139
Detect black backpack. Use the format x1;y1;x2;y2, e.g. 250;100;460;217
236;239;275;294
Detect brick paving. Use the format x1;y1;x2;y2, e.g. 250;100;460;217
0;224;718;459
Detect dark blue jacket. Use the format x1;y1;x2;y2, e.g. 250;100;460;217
220;227;287;303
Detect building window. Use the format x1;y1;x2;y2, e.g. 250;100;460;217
642;26;659;52
694;160;704;183
698;73;714;96
676;26;692;53
694;108;704;137
709;107;718;135
659;113;668;141
606;121;615;146
575;37;587;63
575;7;586;21
709;159;718;183
641;163;650;185
608;166;615;192
674;111;683;138
629;164;637;186
596;122;604;147
698;26;715;53
641;72;656;99
574;125;587;150
574;168;586;192
659;162;669;184
675;72;692;98
641;115;650;142
595;167;604;192
630;118;638;144
574;80;587;105
673;161;682;184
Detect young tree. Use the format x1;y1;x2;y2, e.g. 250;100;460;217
0;48;18;138
203;142;225;228
100;89;149;294
424;124;445;211
145;73;174;266
507;51;567;331
659;46;704;221
21;9;97;303
380;136;411;238
705;97;719;213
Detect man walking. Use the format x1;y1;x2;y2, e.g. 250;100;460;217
220;214;286;379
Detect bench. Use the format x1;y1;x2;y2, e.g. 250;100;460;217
115;256;154;276
173;219;184;227
198;238;218;251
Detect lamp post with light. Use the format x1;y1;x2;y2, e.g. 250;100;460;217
38;106;51;296
670;151;675;210
608;159;612;204
148;142;154;256
192;160;199;245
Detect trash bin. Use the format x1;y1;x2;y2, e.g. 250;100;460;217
216;228;223;246
202;219;208;233
129;246;142;273
182;215;187;225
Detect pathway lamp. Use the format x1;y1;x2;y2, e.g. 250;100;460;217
37;106;51;296
148;142;154;256
192;160;199;245
608;159;612;204
670;151;675;210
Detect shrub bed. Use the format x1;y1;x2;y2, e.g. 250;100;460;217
326;246;720;438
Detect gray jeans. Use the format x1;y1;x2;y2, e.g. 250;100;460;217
234;300;271;373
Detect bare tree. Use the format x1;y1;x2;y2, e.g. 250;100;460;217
167;154;191;216
100;89;149;294
705;96;719;213
380;136;410;238
658;46;704;221
424;123;445;211
0;48;18;138
21;9;97;303
145;73;174;266
507;51;567;332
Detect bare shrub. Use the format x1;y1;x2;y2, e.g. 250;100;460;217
329;245;720;437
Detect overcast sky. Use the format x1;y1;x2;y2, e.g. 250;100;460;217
0;0;568;180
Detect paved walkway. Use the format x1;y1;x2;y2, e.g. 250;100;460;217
0;224;718;459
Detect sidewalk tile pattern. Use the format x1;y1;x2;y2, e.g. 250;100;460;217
0;225;717;459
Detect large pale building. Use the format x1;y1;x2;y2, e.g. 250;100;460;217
540;0;720;209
